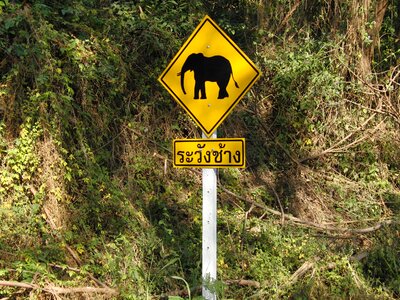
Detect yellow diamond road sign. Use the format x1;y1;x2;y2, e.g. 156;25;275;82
159;16;261;137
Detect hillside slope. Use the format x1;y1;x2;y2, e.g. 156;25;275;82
1;1;399;299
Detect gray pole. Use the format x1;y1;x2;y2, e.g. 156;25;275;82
202;130;217;300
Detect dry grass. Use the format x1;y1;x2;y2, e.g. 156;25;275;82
37;137;71;232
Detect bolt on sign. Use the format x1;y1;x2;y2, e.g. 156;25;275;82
159;15;261;137
173;138;245;168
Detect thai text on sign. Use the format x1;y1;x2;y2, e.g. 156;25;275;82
173;138;245;168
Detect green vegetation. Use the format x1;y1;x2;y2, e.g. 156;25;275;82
1;0;399;299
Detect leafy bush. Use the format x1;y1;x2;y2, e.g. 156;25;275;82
363;225;400;296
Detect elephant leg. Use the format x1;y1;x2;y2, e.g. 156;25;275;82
194;81;200;99
200;82;207;99
217;79;229;99
194;81;206;99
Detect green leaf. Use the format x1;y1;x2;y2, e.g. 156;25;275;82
171;276;191;299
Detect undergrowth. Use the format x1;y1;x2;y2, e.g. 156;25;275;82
1;0;400;299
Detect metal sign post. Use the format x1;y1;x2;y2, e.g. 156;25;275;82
202;131;217;300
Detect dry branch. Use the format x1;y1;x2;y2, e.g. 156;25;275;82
281;250;370;293
0;280;118;296
288;260;315;284
225;279;260;288
45;286;118;295
299;113;382;163
220;185;395;234
0;280;37;289
273;0;302;36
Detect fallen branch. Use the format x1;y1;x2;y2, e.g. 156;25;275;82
225;279;260;288
220;185;395;234
0;280;118;296
45;286;118;295
288;260;316;284
0;280;36;290
282;251;370;292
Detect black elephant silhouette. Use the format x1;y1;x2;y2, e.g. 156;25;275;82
177;53;239;99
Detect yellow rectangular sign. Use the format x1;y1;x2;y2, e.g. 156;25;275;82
173;138;245;168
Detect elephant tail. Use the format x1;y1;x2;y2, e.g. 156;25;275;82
231;72;239;88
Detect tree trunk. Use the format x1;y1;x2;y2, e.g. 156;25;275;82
347;0;388;79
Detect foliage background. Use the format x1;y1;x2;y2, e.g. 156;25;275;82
0;0;399;299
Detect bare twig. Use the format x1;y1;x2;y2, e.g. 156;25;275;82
241;204;255;252
299;113;380;163
273;0;302;36
45;286;117;295
268;183;285;225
